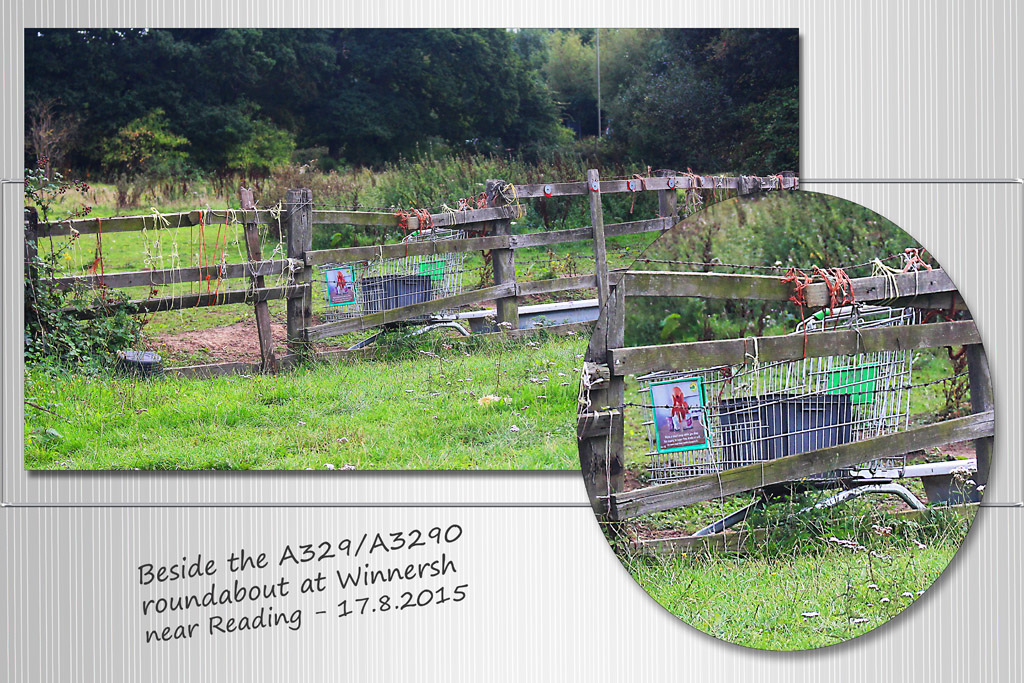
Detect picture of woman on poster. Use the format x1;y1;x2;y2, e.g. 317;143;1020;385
670;385;690;431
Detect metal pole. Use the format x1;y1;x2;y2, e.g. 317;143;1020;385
595;29;602;140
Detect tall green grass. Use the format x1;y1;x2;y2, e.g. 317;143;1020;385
621;504;974;650
24;334;587;470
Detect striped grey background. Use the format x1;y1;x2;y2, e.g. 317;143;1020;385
2;0;1022;681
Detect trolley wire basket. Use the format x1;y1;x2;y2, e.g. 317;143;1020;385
319;228;467;324
638;305;918;484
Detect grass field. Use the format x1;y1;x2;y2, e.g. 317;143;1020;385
622;505;974;650
24;333;586;470
25;183;650;470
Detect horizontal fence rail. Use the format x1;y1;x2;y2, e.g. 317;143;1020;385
621;269;959;307
608;319;981;377
578;247;991;516
67;285;306;318
606;411;994;520
34;174;796;237
50;259;290;290
302;274;598;341
26;171;801;379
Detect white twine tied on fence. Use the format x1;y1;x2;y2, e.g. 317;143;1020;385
743;335;760;367
871;257;903;305
141;207;171;270
578;361;599;413
440;204;460;227
255;201;288;287
496;181;525;220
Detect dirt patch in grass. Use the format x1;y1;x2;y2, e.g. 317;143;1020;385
150;320;288;364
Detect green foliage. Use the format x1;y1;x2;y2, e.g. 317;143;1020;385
626;192;921;348
101;109;191;207
26;28;798;178
101;108;189;176
744;192;912;270
24;248;144;372
227;117;296;179
24;163;91;223
742;490;974;557
24;168;144;371
608;29;799;173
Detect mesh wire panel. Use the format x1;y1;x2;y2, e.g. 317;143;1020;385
317;228;467;323
638;305;917;484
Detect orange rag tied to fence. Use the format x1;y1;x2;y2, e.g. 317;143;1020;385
782;267;813;356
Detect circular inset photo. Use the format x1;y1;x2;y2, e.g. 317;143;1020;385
577;189;992;651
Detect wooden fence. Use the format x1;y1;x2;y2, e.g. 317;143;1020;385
26;172;798;377
577;268;994;519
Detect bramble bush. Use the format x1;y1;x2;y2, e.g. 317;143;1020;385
24;164;144;372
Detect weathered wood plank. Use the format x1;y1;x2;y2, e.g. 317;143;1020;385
610;320;981;377
514;175;798;198
307;234;510;266
307;216;673;267
38;211;200;236
311;210;400;227
285;189;314;353
624;271;793;300
608;411;994;520
622;269;958;305
580;282;627;509
37;176;798;236
302;282;517;341
804;269;958;307
576;410;621;439
241;187;278;374
487;179;519;329
516;274;596;297
509;217;673;249
49;259;289;290
36;209;289;236
588;169;610;307
966;343;994;489
658;180;679;222
64;284;304;318
312;206;515;228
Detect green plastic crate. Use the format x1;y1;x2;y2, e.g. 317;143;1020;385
827;365;879;404
418;259;445;281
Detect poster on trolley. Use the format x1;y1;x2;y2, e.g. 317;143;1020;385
648;376;711;454
325;265;357;306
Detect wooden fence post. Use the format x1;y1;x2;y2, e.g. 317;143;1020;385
655;170;678;226
24;206;39;283
239;187;278;374
284;187;313;354
966;343;994;489
587;169;610;308
485;179;519;330
579;279;626;512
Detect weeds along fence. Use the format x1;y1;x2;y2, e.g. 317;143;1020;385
576;267;994;521
25;171;798;378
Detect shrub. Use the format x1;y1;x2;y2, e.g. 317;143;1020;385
24;166;144;372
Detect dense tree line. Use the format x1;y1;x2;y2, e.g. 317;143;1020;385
25;28;798;179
